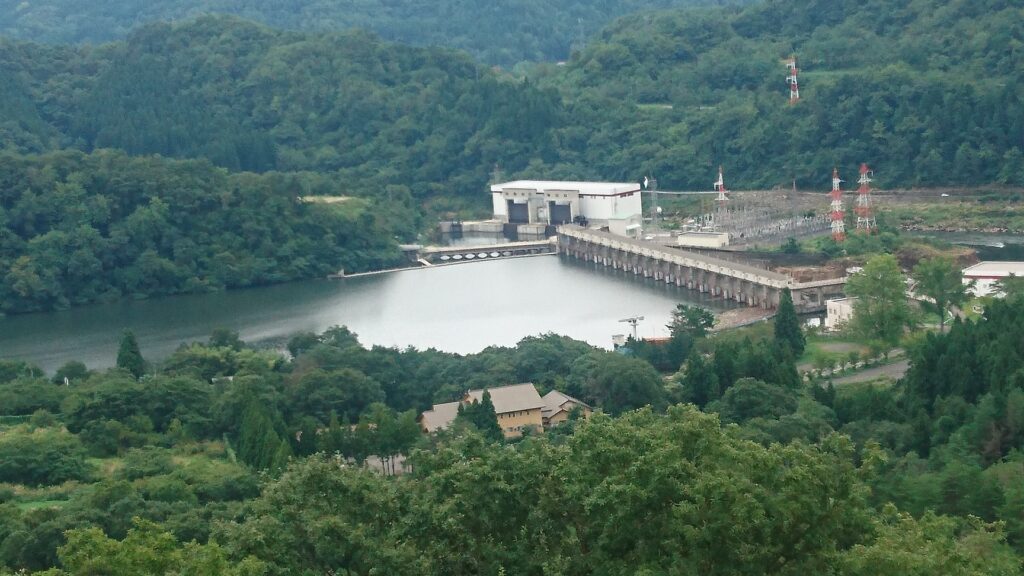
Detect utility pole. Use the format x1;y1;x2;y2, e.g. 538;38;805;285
647;176;659;232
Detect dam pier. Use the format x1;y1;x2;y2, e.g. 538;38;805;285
557;226;845;312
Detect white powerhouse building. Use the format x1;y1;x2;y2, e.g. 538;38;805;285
490;180;643;236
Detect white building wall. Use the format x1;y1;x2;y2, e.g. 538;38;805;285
608;216;643;238
961;262;1024;298
966;278;999;297
825;298;856;331
491;192;507;219
490;181;641;226
677;232;730;248
578;195;611;220
579;193;641;221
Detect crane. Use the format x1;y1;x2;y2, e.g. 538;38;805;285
618;316;644;341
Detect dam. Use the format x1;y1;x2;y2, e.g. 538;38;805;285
557;225;845;312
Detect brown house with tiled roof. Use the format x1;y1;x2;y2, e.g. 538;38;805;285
420;383;550;439
419;401;461;434
541;390;592;428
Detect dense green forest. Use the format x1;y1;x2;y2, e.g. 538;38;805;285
3;293;1024;573
3;0;1023;197
0;18;562;192
527;0;1024;188
0;0;741;66
0;150;405;313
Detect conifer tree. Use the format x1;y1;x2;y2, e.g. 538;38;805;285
774;288;806;356
474;391;504;442
457;393;504;441
256;427;282;470
116;329;146;378
680;351;720;408
270;438;293;474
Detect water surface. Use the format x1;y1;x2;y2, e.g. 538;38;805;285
1;256;734;372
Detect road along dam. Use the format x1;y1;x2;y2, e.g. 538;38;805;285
557;226;845;312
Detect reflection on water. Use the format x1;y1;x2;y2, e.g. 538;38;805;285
1;256;736;372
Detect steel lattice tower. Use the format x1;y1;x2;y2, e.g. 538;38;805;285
830;167;846;242
786;56;800;103
714;165;729;204
855;163;876;233
712;165;729;231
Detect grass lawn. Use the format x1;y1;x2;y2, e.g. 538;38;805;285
833;377;898;396
798;334;870;367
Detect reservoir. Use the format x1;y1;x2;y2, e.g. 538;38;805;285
0;256;735;373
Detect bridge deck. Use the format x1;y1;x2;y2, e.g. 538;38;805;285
560;226;792;287
422;238;556;255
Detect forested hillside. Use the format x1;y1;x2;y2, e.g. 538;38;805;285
4;1;1024;198
0;150;404;313
0;17;562;197
0;0;741;66
530;0;1024;188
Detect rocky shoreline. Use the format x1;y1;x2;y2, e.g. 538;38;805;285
899;224;1020;234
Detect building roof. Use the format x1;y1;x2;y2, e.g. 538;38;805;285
962;261;1024;279
419;401;460;433
490;180;640;196
541;390;590;417
465;383;546;414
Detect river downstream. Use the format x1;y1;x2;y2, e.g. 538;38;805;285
1;256;736;372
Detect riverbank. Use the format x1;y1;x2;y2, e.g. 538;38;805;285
883;195;1024;235
711;308;776;332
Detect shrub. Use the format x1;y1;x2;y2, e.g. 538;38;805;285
0;428;92;486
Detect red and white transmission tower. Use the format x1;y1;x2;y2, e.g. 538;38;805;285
786;56;800;104
855;162;876;233
830;167;845;242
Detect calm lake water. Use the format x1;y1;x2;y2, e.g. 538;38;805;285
0;256;735;372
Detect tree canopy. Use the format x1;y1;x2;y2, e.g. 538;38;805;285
912;256;971;332
845;254;913;345
0;0;739;67
0;150;403;313
774;287;805;356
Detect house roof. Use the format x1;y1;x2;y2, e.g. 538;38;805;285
419;401;460;432
490;180;640;196
541;390;590;417
962;261;1024;278
465;383;546;414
